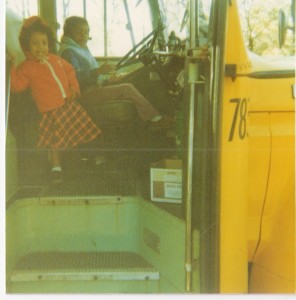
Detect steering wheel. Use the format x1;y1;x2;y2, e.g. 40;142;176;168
116;27;160;69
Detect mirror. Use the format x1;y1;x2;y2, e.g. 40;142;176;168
278;9;287;48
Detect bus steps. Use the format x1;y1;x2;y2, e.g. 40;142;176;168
10;251;159;282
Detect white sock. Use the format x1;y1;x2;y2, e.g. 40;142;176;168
52;166;62;172
151;116;162;122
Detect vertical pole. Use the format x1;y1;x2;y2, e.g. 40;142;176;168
123;0;136;48
104;0;107;57
184;64;196;292
184;0;199;292
5;57;11;133
38;0;58;34
83;0;86;18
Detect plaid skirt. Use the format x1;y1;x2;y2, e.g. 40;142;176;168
37;100;101;150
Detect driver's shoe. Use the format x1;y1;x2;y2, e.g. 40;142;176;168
150;115;175;131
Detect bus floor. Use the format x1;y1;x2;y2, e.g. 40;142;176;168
8;128;184;219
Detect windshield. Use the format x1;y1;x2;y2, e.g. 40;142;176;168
6;0;213;56
159;0;212;47
55;0;153;57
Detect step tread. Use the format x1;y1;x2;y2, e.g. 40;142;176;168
11;251;159;282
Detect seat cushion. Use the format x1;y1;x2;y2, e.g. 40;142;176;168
81;99;138;127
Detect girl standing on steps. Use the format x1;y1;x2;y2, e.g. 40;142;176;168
9;16;101;183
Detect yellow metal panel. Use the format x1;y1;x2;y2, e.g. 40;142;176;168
249;112;295;293
219;0;250;293
247;113;271;259
249;78;295;112
220;77;249;293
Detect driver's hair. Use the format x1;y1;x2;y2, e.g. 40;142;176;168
63;16;89;38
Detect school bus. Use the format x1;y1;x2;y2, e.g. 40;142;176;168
5;0;295;294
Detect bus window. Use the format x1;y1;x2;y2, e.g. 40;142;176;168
6;0;38;17
56;0;152;57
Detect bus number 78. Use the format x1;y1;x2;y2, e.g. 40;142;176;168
228;98;248;142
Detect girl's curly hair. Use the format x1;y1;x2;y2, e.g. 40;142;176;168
19;16;57;54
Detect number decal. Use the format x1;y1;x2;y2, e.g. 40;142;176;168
228;98;240;141
228;98;248;141
238;98;247;139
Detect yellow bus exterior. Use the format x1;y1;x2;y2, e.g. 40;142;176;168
220;0;295;292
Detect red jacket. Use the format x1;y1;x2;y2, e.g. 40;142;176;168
11;53;80;113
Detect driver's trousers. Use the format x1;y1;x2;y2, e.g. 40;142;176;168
81;83;160;122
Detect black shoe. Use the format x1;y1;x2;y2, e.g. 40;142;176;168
51;170;63;184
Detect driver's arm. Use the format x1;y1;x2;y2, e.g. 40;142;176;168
60;48;98;90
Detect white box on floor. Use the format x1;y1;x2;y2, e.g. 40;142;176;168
150;159;182;203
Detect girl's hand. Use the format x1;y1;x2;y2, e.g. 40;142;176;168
97;63;116;75
7;51;16;65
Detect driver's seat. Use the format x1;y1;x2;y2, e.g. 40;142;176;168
79;90;140;152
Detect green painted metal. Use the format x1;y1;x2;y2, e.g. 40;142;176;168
5;129;18;201
6;197;200;293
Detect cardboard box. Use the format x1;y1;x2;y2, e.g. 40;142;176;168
150;159;182;203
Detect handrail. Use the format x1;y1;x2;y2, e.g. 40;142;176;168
5;57;12;133
123;0;136;49
184;0;199;292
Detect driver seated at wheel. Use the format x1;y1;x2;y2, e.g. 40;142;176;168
58;16;174;130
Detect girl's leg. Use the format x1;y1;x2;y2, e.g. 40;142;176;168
83;83;160;121
49;149;62;171
49;149;63;183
